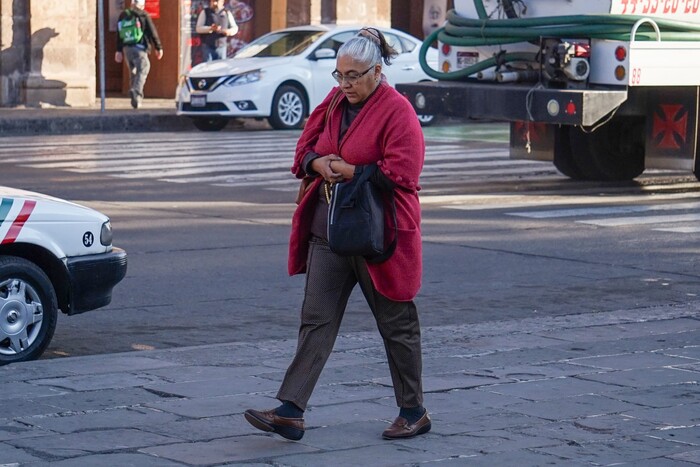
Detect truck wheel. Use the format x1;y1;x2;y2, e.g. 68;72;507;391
553;125;587;180
192;117;229;132
0;256;58;365
268;85;307;130
569;117;645;181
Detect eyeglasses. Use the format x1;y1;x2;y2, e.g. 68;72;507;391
331;66;374;85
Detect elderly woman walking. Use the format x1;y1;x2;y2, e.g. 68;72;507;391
245;27;428;441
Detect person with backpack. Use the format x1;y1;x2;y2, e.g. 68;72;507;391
196;0;238;61
115;0;163;109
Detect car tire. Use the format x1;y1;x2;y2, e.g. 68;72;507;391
268;85;307;130
0;256;58;365
192;117;229;132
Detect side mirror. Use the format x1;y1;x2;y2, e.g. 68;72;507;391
313;48;336;60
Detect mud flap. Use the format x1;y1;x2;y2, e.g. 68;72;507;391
509;121;555;161
645;87;698;172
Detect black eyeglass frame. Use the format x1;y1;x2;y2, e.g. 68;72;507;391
331;65;375;85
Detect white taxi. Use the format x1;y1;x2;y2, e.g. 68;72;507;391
0;187;127;365
176;24;438;130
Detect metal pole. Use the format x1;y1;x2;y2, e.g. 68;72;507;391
97;0;106;112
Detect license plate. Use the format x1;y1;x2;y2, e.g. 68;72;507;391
191;95;207;107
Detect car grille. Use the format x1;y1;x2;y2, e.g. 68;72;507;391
188;77;223;92
181;102;229;112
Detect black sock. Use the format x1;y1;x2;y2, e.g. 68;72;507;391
275;401;304;418
399;406;426;424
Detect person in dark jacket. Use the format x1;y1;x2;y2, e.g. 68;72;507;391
115;0;163;109
196;0;238;61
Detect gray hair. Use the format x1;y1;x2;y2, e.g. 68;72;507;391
337;28;398;66
337;36;383;67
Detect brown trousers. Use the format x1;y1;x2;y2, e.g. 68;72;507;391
277;237;424;411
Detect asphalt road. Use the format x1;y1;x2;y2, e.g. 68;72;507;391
2;123;699;359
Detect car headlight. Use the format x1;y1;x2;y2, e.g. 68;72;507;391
100;221;113;246
224;70;262;87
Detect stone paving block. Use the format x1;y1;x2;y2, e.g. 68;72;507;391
0;363;77;383
568;352;693;370
624;403;700;427
140;414;253;441
305;363;389;387
608;383;700;408
550;334;694;357
669;449;700;464
8;428;178;459
306;382;396;407
31;355;179;376
271;442;439;467
0;442;43;463
403;428;559;455
31;373;164;391
17;406;181;434
33;387;169;413
512;420;634;444
425;346;579;367
375;372;500;393
296;420;390;450
303;401;391;426
616;457;700;466
1;381;67;400
437;449;575;467
430;409;543;435
534;434;695;464
36;452;185;466
145;393;275;418
505;394;642;421
485;376;617;401
569;413;660;437
578;367;699;388
0;420;53;442
648;425;700;446
484;362;602;381
140;434;319;465
2;397;68;419
143;364;276;382
420;387;523;415
143;374;280;398
660;346;700;360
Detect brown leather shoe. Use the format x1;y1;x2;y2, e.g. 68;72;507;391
244;408;305;441
382;411;431;439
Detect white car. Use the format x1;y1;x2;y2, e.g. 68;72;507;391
0;187;127;365
176;24;438;131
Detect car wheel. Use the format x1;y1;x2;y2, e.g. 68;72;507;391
269;85;307;130
417;113;436;127
192;117;229;132
0;256;58;365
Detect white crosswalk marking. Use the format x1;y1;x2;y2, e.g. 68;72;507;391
5;129;698;235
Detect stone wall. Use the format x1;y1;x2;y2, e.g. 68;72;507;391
0;0;96;108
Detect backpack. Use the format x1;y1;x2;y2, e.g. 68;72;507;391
118;9;144;46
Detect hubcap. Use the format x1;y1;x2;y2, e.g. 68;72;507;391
278;92;303;126
0;279;43;355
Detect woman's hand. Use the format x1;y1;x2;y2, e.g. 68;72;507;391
328;158;356;181
311;155;343;183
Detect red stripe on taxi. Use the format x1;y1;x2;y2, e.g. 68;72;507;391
1;200;36;244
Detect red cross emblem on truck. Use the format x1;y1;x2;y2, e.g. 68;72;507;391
652;104;688;150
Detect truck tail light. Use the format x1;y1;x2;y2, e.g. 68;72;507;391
441;43;451;56
615;46;627;61
441;60;451;73
615;65;626;81
573;43;590;58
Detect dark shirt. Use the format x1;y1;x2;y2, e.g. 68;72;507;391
116;7;163;53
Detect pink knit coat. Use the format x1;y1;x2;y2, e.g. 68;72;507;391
289;82;425;301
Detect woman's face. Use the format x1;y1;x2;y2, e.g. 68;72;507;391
334;55;381;105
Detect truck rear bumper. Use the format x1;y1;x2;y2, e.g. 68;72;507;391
66;248;127;315
396;81;628;126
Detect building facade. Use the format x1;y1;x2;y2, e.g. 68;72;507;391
0;0;448;107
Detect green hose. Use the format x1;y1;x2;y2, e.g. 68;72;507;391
421;1;700;81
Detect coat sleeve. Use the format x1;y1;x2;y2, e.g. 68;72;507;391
376;94;424;193
291;87;341;179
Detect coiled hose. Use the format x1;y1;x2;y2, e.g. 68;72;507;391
420;0;700;81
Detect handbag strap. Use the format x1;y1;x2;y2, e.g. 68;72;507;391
325;89;343;123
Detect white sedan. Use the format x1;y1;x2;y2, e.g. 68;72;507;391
0;187;127;364
176;25;438;131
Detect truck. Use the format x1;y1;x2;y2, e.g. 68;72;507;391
396;0;700;181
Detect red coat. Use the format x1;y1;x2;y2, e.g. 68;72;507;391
289;82;425;301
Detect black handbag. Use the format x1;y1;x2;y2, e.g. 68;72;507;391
327;165;397;263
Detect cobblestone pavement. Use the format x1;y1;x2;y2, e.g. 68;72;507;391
1;303;699;466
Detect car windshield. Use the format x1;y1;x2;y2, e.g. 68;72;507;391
235;30;326;58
